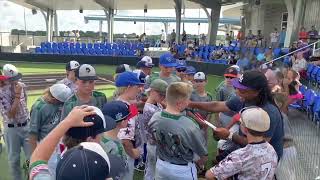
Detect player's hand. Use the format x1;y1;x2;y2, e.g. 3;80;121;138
65;105;95;127
14;82;23;95
213;128;230;140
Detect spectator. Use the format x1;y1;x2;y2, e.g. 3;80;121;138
236;53;250;71
279;27;287;48
245;30;255;47
265;47;274;62
182;30;187;44
57;60;80;93
270;28;280;48
308;25;318;44
299;27;308;43
256;30;264;47
205;107;278;180
160;29;166;49
170;29;176;47
292;52;307;73
225;33;232;46
136;56;154;77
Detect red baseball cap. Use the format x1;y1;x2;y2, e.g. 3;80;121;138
0;75;8;81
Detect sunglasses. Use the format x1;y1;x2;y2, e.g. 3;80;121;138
194;80;206;83
225;76;235;79
176;68;187;72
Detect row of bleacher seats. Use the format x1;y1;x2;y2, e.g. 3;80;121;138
35;42;145;56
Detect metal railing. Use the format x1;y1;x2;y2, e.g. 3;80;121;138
264;40;320;65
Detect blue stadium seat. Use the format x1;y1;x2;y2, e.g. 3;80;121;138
58;43;63;49
307;64;315;81
306;90;317;119
87;43;93;49
273;48;281;57
75;43;81;48
311;66;320;84
94;43;99;49
312;96;320;123
35;47;42;54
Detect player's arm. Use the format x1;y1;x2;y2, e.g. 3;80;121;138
205;171;217;180
188;101;230;113
122;140;140;159
8;82;22;118
30;106;95;164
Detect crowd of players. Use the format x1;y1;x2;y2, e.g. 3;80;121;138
0;51;301;180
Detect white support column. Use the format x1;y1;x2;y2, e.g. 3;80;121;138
163;22;169;40
174;0;182;44
107;8;114;43
209;5;221;45
46;9;54;42
54;10;59;39
99;20;103;42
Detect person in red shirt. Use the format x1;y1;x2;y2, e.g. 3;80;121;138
299;27;308;42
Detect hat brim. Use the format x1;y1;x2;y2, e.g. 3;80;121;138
0;75;8;81
8;73;22;81
161;63;177;68
77;76;98;81
232;78;252;90
145;88;166;96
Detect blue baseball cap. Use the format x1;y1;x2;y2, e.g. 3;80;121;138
185;66;197;75
176;60;187;69
115;72;145;87
102;101;131;123
159;53;177;67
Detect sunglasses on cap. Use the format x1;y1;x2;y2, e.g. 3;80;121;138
176;68;187;72
194;79;206;83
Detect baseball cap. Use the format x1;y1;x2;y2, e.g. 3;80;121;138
232;70;268;90
115;71;145;87
66;106;116;139
115;64;132;74
75;64;98;81
176;60;187;69
240;107;270;132
185;66;196;75
2;64;22;81
224;67;238;78
146;79;168;95
137;56;154;68
102;101;131;123
230;65;240;73
159;53;177;67
49;84;73;102
66;60;80;71
194;72;206;80
133;69;146;83
56;142;125;180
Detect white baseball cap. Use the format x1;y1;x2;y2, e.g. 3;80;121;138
194;72;206;80
2;64;22;81
240;107;270;132
66;60;80;71
50;84;73;102
230;65;240;73
141;56;153;65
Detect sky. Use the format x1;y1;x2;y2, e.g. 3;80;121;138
0;0;236;35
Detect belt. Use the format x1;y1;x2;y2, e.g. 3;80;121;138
7;121;27;128
159;157;188;166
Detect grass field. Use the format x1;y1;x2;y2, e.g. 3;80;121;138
0;61;223;180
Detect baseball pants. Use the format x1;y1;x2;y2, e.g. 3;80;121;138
155;158;197;180
122;156;135;180
3;123;31;180
144;143;156;180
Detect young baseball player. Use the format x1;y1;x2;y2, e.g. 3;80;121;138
115;71;145;180
206;107;278;180
185;66;197;82
100;101;131;180
60;64;107;120
175;60;187;82
29;106;124;180
136;56;154;77
0;64;31;180
146;52;179;88
140;79;168;180
29;84;72;175
57;60;80;93
149;82;208;180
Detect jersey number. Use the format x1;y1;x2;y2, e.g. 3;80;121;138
261;162;272;180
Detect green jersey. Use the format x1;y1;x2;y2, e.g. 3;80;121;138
29;97;63;141
61;91;107;120
146;72;180;88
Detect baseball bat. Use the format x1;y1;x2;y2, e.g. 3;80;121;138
193;112;217;130
97;76;115;84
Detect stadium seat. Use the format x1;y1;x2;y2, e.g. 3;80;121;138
273;48;281;57
311;66;320;84
35;47;42;54
306;90;317;119
312;96;320;123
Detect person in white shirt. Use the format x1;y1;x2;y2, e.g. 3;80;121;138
292;52;307;73
160;29;167;49
270;28;279;48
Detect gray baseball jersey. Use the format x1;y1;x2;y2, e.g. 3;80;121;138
149;111;208;165
190;91;213;118
210;142;278;180
29;97;63;141
145;72;180;89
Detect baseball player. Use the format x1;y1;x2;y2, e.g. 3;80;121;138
175;60;187;82
206;107;278;180
0;64;31;180
57;60;80;93
149;82;208;180
29;84;72;175
136;56;154;77
146;52;180;88
60;64;107;120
